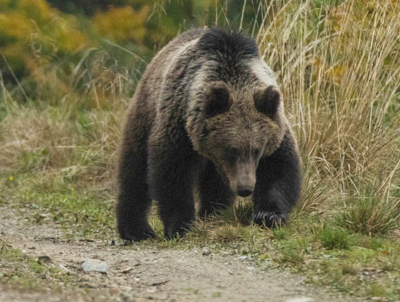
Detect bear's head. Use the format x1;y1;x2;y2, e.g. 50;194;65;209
185;29;288;197
188;79;287;197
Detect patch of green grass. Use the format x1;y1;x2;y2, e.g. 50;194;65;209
276;239;307;266
272;226;292;241
340;261;359;276
318;224;351;250
367;282;392;299
380;252;400;273
357;236;386;250
0;173;117;240
0;242;70;290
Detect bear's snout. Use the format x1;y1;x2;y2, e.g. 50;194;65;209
235;163;256;197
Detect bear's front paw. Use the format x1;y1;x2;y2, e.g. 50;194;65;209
164;226;188;240
119;226;157;242
252;211;287;228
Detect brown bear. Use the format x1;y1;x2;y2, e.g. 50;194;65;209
116;28;301;241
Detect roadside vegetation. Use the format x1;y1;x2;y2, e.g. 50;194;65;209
0;242;72;291
1;0;399;301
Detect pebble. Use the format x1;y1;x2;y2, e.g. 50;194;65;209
202;248;211;256
81;259;108;274
38;255;52;264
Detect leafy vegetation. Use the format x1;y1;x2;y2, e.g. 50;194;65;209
1;0;400;301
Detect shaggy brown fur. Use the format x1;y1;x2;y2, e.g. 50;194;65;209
116;28;301;241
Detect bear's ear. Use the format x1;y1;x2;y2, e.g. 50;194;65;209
253;86;281;116
205;83;232;118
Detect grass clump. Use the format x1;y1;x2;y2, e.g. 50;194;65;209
212;224;243;243
319;224;351;250
340;261;359;276
272;227;292;241
334;195;400;236
219;200;254;226
276;239;308;266
367;283;392;299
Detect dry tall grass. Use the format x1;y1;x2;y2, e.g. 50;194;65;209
252;0;400;232
0;50;130;191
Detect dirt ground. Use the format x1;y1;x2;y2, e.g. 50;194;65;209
0;206;362;302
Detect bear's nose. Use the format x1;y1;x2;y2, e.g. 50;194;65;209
237;187;253;197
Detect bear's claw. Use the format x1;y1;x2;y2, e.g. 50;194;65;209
252;211;287;228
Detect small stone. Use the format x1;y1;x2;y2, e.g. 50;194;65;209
109;287;119;295
202;248;211;256
81;259;108;274
38;256;52;264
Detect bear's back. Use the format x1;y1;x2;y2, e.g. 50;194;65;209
130;29;206;120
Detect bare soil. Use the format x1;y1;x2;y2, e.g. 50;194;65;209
0;206;361;302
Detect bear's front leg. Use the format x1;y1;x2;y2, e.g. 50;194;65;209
117;145;156;241
147;130;199;239
252;131;301;228
116;116;156;242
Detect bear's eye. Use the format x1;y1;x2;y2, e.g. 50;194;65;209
223;147;239;163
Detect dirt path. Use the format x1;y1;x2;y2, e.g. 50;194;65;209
0;207;361;302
